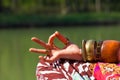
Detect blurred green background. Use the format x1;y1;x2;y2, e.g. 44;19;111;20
0;0;120;80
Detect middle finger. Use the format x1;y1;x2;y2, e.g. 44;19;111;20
31;37;51;49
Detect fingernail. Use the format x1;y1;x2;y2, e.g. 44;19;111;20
31;37;36;40
29;48;35;51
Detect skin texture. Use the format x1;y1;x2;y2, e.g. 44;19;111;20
29;31;82;63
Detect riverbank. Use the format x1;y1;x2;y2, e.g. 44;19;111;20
0;12;120;28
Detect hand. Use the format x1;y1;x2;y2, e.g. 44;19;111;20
29;31;82;63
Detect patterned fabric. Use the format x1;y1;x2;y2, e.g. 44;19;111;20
94;63;120;80
36;58;120;80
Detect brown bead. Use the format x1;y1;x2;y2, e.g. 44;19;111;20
101;40;120;63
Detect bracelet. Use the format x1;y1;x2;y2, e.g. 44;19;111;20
86;40;96;61
82;40;86;62
95;40;103;61
82;40;103;62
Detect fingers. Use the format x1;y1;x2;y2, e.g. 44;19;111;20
48;32;59;49
39;56;45;62
39;55;59;63
48;33;56;45
29;48;50;55
55;31;70;45
31;37;50;49
48;31;70;49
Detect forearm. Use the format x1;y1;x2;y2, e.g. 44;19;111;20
81;40;120;63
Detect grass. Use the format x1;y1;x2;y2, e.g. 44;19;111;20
0;26;120;80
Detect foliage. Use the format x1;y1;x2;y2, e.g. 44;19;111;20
0;0;120;14
0;12;120;27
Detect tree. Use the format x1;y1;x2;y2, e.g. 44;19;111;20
0;0;3;12
95;0;101;12
11;0;20;13
83;0;89;12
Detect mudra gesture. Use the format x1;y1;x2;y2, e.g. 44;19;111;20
29;31;120;63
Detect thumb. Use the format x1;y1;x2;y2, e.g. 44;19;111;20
45;55;59;63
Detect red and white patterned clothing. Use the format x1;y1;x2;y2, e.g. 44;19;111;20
36;58;120;80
